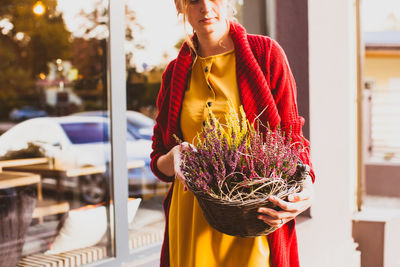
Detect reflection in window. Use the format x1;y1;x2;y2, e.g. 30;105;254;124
124;0;243;264
0;0;113;266
61;122;109;144
124;0;183;258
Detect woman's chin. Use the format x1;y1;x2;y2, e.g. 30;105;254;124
195;22;226;36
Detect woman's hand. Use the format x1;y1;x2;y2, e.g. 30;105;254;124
156;141;195;190
168;142;195;191
257;175;314;228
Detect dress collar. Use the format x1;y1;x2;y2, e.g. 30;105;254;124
166;21;281;147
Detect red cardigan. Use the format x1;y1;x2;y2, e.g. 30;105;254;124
151;22;314;267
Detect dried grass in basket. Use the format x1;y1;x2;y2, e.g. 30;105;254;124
186;164;310;237
178;104;310;237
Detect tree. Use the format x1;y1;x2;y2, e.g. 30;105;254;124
0;0;71;77
70;0;145;111
0;0;71;118
70;37;107;111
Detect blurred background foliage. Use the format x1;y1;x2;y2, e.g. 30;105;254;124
0;0;70;119
0;0;180;121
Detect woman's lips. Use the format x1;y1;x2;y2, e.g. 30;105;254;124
200;18;215;24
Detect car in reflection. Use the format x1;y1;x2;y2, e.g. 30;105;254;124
9;106;48;121
71;110;155;140
0;116;162;204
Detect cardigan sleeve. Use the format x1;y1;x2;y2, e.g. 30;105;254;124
150;60;176;183
268;40;315;182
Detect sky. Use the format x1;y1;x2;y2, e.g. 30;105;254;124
124;0;185;71
57;0;185;72
55;0;400;70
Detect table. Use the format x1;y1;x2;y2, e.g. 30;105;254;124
4;163;101;202
4;160;145;177
3;160;146;202
0;157;48;172
2;165;62;201
31;199;70;219
0;171;42;267
0;171;69;222
0;171;40;189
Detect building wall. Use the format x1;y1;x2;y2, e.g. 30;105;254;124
364;53;400;160
298;0;361;265
275;0;310;139
242;0;266;36
364;55;400;91
242;0;361;265
243;0;310;139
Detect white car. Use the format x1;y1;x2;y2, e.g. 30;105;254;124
0;116;153;203
71;110;155;140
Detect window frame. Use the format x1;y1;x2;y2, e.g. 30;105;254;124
98;0;305;265
86;0;133;266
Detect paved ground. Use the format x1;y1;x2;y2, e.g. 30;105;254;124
126;196;164;266
124;243;161;267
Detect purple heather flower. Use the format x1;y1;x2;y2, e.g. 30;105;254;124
179;106;302;196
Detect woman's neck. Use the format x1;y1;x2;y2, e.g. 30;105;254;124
196;24;234;57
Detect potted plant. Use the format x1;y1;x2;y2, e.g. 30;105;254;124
177;105;310;237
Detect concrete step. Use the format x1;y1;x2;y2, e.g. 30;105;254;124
353;197;400;267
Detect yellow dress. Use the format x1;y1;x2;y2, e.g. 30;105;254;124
169;50;271;267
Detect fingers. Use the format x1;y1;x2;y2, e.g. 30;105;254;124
257;212;291;227
288;190;310;202
267;195;300;212
257;194;313;226
171;142;197;192
179;141;197;152
288;178;314;203
172;143;193;191
258;207;296;219
174;157;188;191
176;170;188;191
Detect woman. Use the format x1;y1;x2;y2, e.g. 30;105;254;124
150;0;315;266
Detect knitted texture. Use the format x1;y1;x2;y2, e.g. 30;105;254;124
151;22;314;267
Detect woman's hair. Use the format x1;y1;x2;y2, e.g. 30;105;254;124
175;0;237;53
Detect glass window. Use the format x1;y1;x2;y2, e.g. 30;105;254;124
124;1;182;260
124;0;243;264
0;0;245;265
0;0;113;266
61;122;110;144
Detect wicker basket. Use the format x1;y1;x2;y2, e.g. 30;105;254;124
0;186;37;267
191;189;279;238
187;163;309;237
